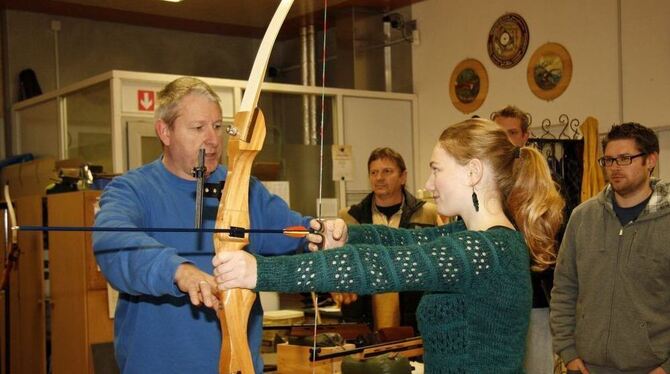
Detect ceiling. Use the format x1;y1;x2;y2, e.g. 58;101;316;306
2;0;425;38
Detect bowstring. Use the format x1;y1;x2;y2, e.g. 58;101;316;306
312;0;329;371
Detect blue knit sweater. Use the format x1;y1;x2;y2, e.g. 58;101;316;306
93;159;310;374
255;222;531;373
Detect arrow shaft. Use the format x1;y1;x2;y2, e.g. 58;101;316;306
15;225;311;236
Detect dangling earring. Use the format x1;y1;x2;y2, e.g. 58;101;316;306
468;171;479;212
471;187;479;212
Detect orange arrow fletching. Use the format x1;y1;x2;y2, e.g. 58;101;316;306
282;226;310;238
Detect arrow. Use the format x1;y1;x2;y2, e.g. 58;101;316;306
13;225;316;239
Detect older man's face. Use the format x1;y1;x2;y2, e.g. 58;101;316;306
156;93;223;180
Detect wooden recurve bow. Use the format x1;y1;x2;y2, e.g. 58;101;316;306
214;1;295;373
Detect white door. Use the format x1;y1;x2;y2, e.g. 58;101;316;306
127;120;162;170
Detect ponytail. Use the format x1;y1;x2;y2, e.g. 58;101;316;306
439;119;565;271
507;147;564;271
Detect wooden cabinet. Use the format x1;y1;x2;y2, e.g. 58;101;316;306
48;191;113;374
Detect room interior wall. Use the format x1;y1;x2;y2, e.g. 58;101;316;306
620;0;670;180
3;1;669;180
620;0;670;128
3;10;261;111
411;0;670;186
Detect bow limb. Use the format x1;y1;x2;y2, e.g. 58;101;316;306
1;184;19;291
214;1;294;373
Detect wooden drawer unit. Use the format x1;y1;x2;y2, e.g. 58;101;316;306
48;191;113;374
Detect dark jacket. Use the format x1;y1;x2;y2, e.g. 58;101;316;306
340;189;439;228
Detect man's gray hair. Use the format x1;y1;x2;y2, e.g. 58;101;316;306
154;77;220;127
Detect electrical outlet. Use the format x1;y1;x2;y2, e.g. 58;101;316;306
412;29;420;46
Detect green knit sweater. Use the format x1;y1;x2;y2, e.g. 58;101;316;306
255;222;531;373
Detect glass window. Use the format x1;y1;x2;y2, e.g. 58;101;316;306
18;99;59;158
255;92;336;217
65;82;112;173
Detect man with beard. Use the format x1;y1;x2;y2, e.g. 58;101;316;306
551;123;670;374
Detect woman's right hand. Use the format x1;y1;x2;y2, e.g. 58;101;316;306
307;218;348;252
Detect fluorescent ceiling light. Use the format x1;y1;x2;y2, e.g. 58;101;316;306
161;0;184;2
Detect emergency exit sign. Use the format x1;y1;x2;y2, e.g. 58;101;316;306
137;90;155;111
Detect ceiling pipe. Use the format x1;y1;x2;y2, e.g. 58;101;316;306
308;24;317;145
300;25;310;145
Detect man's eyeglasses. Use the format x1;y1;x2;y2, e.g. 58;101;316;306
597;152;646;167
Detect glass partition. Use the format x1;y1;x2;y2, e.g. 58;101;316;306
256;92;336;217
18;99;60;158
65;82;112;172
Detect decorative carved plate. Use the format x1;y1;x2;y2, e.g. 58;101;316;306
487;13;529;69
449;58;488;114
527;42;573;101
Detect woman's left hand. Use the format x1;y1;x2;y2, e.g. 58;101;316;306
212;251;258;290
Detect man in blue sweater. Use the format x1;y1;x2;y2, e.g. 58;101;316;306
93;77;311;374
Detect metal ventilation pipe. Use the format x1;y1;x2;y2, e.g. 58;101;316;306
308;24;317;145
300;25;310;145
383;18;392;92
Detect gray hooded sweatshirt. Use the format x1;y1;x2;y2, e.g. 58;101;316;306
551;179;670;373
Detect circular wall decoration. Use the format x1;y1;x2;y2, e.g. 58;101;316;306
449;58;489;114
527;42;572;101
487;13;529;69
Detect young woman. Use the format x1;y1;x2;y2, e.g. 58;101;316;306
212;118;564;373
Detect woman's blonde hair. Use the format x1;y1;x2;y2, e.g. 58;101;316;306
439;118;564;271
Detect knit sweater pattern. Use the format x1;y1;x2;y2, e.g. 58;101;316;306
255;222;532;373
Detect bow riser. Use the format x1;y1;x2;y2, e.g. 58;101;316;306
215;108;266;374
218;288;256;373
215;1;294;371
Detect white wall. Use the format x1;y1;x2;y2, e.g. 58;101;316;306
5;2;670;179
411;0;670;185
620;0;670;127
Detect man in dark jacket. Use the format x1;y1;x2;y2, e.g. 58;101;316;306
337;147;440;332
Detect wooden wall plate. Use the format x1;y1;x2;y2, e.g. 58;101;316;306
488;13;530;69
449;58;489;114
527;42;572;101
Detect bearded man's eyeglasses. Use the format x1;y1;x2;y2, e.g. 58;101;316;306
597;153;646;167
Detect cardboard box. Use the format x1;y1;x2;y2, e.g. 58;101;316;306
1;157;56;199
